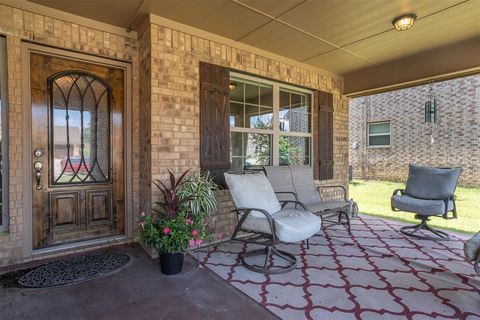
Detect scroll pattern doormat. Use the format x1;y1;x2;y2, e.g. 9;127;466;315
197;217;480;319
18;251;130;288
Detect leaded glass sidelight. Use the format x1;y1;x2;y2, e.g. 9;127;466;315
49;71;111;184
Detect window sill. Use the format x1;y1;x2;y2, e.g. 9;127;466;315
367;145;391;149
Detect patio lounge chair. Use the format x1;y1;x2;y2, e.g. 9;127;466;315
391;164;462;241
225;171;321;274
264;165;355;235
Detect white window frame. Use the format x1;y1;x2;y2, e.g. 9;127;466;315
230;72;313;167
0;36;8;232
367;121;391;148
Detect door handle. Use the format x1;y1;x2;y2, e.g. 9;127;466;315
34;161;43;190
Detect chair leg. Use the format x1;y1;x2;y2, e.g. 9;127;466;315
306;238;310;250
474;253;480;276
400;215;450;241
241;244;297;275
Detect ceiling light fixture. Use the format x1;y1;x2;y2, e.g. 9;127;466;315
392;13;417;31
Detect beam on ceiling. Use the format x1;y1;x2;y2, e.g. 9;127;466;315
343;36;480;97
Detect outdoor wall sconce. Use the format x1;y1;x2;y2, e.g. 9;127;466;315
392;13;417;31
229;83;237;91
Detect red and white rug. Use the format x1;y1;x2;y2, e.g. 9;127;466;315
197;216;480;319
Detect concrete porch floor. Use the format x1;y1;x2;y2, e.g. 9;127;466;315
0;245;278;320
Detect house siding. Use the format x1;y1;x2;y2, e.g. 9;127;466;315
349;74;480;187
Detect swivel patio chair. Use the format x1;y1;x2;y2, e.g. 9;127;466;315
264;165;355;235
464;232;480;276
224;171;321;274
391;164;462;241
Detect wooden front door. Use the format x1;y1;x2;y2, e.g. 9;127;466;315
30;53;125;249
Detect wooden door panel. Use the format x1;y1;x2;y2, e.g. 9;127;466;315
49;191;81;230
31;51;125;249
86;189;112;226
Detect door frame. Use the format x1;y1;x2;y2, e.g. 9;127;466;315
21;42;133;257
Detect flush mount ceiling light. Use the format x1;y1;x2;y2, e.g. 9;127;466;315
392;13;417;31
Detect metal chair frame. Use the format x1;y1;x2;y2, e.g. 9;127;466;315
230;199;309;274
392;189;457;241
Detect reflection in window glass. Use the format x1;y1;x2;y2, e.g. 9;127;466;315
279;89;311;133
230;132;272;171
229;78;273;130
279;136;310;166
51;73;110;184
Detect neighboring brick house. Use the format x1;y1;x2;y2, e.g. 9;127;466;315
349;74;480;187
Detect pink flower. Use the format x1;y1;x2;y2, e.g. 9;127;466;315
185;218;193;225
192;229;198;236
139;222;145;229
140;211;145;217
189;239;196;247
195;239;203;246
163;227;171;235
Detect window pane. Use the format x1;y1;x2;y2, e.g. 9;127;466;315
369;122;390;134
369;135;390;146
229;79;244;103
245;133;272;168
279;136;310;165
245;82;259;105
51;73;110;184
230;132;272;170
245;104;260;128
279;89;311;133
260;85;273;107
230;102;244;128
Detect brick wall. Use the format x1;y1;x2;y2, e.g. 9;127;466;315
349;74;480;187
143;21;349;239
0;3;140;267
0;3;349;267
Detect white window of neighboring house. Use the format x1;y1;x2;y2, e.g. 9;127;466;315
0;37;9;232
368;121;391;147
229;73;312;171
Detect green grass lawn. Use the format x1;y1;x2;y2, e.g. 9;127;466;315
349;180;480;235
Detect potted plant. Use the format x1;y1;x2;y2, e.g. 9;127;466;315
138;170;218;275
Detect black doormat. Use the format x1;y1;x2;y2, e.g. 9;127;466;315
17;251;130;288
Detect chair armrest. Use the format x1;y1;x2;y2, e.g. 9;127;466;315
392;189;405;196
317;185;347;201
231;207;276;242
279;200;307;210
275;191;298;202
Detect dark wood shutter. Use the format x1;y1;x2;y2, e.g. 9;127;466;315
315;90;334;180
199;62;230;188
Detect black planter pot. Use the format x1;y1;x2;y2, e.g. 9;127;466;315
159;252;184;275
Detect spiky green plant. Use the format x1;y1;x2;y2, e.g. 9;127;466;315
177;171;218;217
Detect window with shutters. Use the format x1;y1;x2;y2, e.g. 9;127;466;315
229;72;312;171
368;121;391;147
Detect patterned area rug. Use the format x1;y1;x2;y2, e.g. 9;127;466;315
197;216;480;319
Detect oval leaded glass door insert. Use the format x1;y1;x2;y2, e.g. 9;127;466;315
49;71;111;184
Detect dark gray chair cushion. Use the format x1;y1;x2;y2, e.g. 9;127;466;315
405;164;462;200
392;195;454;216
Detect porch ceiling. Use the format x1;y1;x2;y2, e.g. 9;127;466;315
27;0;480;93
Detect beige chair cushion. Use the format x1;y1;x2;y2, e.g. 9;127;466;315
242;208;321;243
